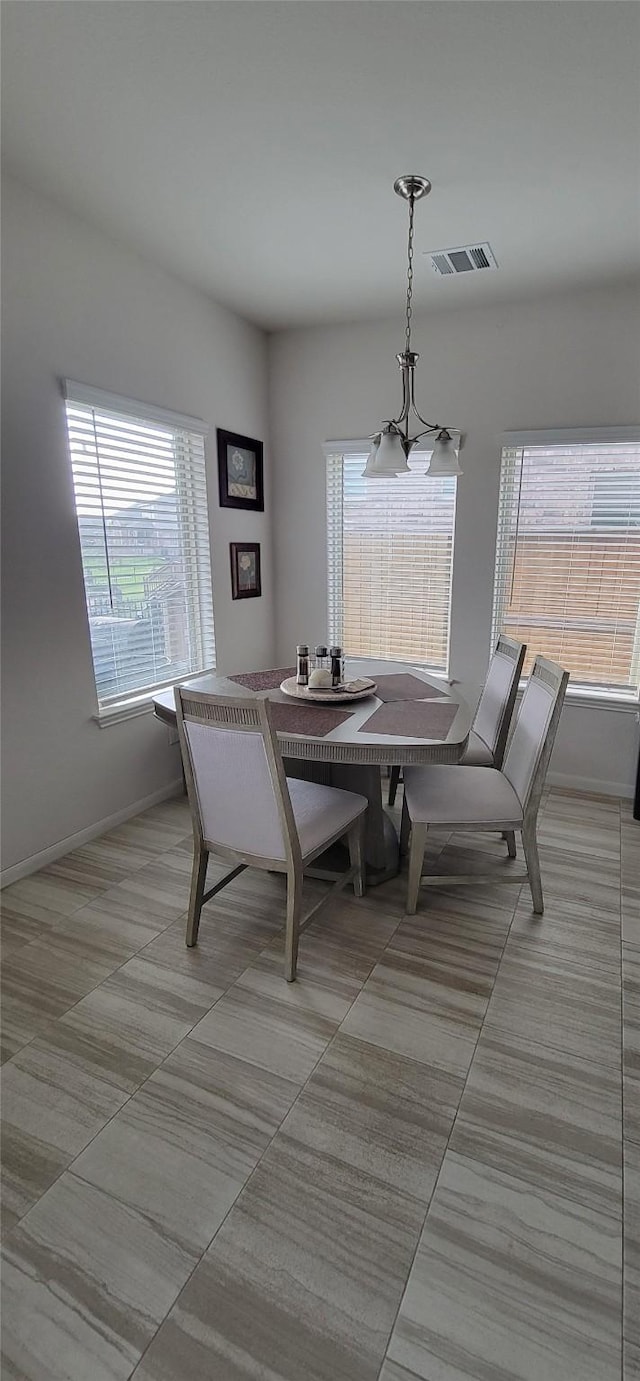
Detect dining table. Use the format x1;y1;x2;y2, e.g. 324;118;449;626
153;658;471;885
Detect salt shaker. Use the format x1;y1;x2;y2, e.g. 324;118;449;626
314;644;329;672
296;644;310;686
329;646;343;687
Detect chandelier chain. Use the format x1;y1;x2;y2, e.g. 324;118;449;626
405;193;415;355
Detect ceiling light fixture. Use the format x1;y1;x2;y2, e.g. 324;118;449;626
363;175;462;479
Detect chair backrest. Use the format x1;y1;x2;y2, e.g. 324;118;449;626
502;656;569;813
472;635;526;767
175;689;299;866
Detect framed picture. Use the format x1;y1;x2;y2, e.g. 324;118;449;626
230;542;261;600
217;428;264;511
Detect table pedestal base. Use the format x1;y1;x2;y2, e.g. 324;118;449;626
284;759;400;886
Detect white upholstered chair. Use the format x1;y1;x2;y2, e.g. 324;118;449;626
176;688;368;981
388;635;526;806
401;655;569;915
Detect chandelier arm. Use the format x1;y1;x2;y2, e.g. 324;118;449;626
410;425;450;444
407;361;441;434
390;364;411;431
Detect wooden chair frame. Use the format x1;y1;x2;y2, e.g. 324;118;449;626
401;655;569;915
388;635;526;808
176;689;366;981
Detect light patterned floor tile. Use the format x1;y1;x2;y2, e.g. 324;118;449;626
279;1031;463;1207
40;882;184;969
1;941;114;1063
485;946;621;1069
626;1137;640;1361
0;869;104;952
386;1151;621;1381
71;1036;297;1257
1;1040;127;1235
57;980;199;1094
134;1118;428;1381
341;898;513;1079
1;1172;197;1381
448;1029;621;1216
189;980;337;1085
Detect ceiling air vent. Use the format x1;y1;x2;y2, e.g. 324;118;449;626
427;242;498;275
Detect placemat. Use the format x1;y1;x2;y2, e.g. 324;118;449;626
359;699;459;739
373;672;448;702
270;701;354;737
228;667;296;691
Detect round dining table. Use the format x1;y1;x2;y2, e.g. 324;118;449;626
153;658;471;885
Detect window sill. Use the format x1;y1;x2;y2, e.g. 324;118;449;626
92;668;217;727
93;697;157;728
564;687;639;714
514;683;638;714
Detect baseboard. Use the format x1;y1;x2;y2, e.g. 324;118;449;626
1;779;185;888
547;769;634;801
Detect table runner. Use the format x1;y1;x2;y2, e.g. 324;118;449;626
359;699;458;739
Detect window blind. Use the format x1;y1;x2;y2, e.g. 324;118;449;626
492;438;640;696
64;384;215;708
326;450;457;672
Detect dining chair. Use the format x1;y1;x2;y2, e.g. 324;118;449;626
175;688;368;981
388;635;526;807
400;655;569;914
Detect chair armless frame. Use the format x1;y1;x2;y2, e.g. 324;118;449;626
388;636;525;807
176;688;366;980
403;655;569;914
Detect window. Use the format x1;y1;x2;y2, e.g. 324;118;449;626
326;445;457;672
64;382;215;710
492;431;640;697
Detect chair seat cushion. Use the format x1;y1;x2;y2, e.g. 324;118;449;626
403;765;523;827
287;778;368;860
460;730;495;767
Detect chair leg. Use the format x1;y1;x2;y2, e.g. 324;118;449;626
400;795;411;856
284;866;303;982
388;765;402;807
185;844;208;947
406;822;428;915
522;820;543;914
504;830;517;859
347;818;365;898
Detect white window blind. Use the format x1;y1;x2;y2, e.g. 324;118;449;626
64;382;215;709
492;434;640;697
326;449;457;672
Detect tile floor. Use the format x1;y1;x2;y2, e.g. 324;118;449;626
0;787;637;1380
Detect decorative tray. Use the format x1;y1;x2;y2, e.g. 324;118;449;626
280;676;377;705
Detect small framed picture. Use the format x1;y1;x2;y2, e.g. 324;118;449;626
217;428;264;511
230;542;261;600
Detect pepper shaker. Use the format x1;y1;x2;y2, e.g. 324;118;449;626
329;646;343;687
296;644;310;686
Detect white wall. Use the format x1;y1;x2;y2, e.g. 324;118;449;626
1;175;274;875
269;283;640;797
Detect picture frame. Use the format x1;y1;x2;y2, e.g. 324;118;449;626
217;428;264;511
230;542;262;600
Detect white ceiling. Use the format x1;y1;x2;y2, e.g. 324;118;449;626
2;1;639;330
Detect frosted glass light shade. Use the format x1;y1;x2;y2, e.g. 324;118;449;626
375;430;409;474
427;434;462;476
361;441;381;476
361;431;409;477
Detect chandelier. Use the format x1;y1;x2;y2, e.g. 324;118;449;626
363;175;462;479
